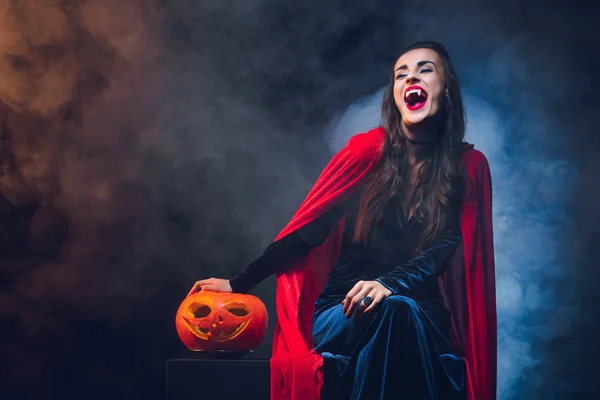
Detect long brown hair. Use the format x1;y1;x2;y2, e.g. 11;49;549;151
353;41;466;253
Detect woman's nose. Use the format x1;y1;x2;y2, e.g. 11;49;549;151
406;75;420;84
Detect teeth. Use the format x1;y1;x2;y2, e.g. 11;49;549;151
404;88;426;99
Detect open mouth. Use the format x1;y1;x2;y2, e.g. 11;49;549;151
404;85;428;111
183;317;251;342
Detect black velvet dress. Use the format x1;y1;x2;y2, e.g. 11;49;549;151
230;191;466;400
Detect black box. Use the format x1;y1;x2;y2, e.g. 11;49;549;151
166;356;270;400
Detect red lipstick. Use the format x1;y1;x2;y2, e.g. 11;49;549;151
404;85;428;111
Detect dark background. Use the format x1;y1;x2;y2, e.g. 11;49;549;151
0;0;599;399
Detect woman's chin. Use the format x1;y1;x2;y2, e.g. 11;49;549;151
402;112;428;126
401;104;437;126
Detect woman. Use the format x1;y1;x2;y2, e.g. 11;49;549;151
188;41;496;400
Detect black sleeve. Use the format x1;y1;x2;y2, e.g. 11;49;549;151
375;226;462;296
228;200;349;294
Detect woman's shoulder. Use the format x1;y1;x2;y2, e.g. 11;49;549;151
460;142;491;173
345;126;385;163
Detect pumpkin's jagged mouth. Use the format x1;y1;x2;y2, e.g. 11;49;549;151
183;317;251;342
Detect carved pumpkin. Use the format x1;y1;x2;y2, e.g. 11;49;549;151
175;291;268;351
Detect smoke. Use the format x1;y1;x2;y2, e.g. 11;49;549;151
0;0;168;397
0;0;597;399
0;0;373;397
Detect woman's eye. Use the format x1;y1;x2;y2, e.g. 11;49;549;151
395;74;406;80
420;68;433;73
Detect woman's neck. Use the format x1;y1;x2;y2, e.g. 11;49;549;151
401;122;436;166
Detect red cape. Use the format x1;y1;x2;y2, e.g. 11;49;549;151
269;126;496;400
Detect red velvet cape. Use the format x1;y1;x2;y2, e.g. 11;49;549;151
269;126;496;400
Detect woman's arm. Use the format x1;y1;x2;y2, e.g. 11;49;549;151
375;229;462;296
228;200;348;293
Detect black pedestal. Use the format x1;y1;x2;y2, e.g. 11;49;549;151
166;356;270;400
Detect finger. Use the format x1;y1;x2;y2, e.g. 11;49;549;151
187;278;217;297
347;289;370;317
343;281;365;313
346;288;371;318
363;294;381;313
196;278;213;286
201;285;218;292
364;293;385;313
187;282;201;297
357;290;375;314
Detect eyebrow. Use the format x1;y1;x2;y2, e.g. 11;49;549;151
395;60;437;71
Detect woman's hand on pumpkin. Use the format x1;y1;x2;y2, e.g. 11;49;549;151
342;280;392;317
187;278;232;297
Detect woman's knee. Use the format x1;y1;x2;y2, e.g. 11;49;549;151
379;295;419;315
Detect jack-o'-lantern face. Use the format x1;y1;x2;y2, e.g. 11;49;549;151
183;300;251;342
175;291;268;351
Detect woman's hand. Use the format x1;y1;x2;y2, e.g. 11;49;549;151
187;278;232;296
342;280;392;317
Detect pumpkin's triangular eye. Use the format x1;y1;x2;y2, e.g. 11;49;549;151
224;303;249;317
188;303;211;318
